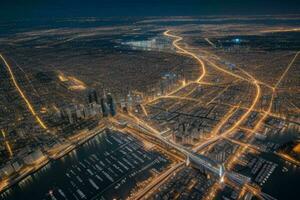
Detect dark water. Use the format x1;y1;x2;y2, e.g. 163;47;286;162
261;152;300;200
254;131;300;200
0;130;170;200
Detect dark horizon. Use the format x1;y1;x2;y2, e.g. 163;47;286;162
1;0;300;21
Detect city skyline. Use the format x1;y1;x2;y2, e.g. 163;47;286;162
0;1;299;200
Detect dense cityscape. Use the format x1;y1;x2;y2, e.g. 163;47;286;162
0;1;299;200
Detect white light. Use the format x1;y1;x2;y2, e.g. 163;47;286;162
220;175;224;183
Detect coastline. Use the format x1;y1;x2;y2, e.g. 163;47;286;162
0;124;106;194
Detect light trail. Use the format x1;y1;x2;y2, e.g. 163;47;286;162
204;38;216;47
0;54;48;130
146;30;232;112
140;104;148;116
146;81;194;105
261;28;300;33
130;162;184;200
165;81;225;112
163;30;266;200
160;30;262;160
147;29;207;104
206;83;236;105
1;130;13;157
120;112;161;135
193;106;239;153
224;136;260;153
220;178;265;200
183;83;200;97
205;59;249;82
214;101;286;120
166;81;194;97
153;30;284;200
285;98;300;112
185;39;266;199
119;110;263;200
274;51;299;89
243;184;276;200
210;106;238;137
141;30;286;199
160;95;202;103
207;53;274;90
221;81;261;137
10;56;41;98
164;30;206;83
226;91;263;169
158;83;200;112
204;182;219;200
276;152;300;166
203;61;267;142
198;81;232;86
225;93;272;172
228;51;300;169
206;56;273;90
237;66;274;90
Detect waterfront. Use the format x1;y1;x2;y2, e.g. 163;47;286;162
0;130;171;200
0;4;299;199
261;152;300;200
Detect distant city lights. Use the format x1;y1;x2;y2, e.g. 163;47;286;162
233;38;241;43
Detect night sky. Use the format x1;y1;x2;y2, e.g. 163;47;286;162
1;0;300;21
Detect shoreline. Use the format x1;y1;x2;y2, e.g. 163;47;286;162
0;125;106;195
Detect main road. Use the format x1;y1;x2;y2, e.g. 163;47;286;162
116;112;250;186
0;53;48;130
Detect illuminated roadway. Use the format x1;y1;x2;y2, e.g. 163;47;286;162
132;162;185;200
0;26;293;199
161;31;262;155
0;53;48;130
163;30;262;142
117;113;250;186
143;30;279;199
164;30;206;83
163;31;263;156
143;30;262;184
173;28;282;198
1;29;288;198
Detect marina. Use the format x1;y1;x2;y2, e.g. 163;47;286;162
0;130;171;200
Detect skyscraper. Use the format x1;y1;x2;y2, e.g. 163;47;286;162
107;93;116;116
87;88;99;104
100;98;109;117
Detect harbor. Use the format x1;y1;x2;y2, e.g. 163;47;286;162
0;130;171;200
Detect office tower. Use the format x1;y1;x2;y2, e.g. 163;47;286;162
100;98;109;117
88;88;99;104
107;93;116;116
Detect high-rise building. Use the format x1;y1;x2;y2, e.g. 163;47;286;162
83;106;91;118
99;90;117;117
107;93;116;116
65;108;74;124
100;98;109;117
120;98;127;112
76;108;83;119
87;88;99;104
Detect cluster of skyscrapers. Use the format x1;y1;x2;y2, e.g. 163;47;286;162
57;88;116;124
87;88;116;117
